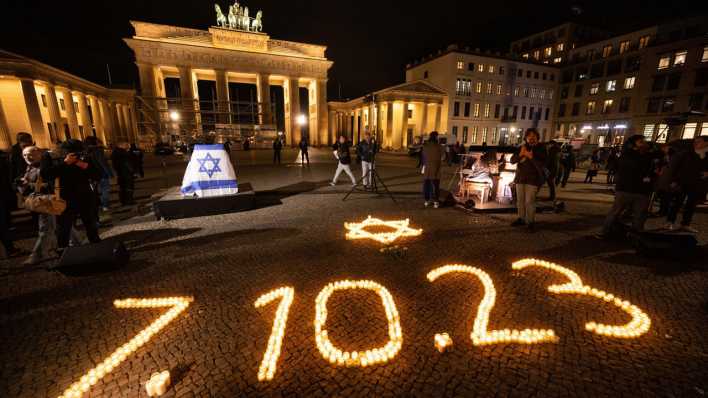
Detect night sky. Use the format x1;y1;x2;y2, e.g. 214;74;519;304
3;1;707;100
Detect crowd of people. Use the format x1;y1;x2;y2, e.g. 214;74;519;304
0;132;145;263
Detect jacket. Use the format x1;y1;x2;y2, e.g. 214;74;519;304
511;144;547;186
40;152;100;208
665;149;708;193
111;148;134;179
357;140;377;163
422;142;443;179
614;149;653;195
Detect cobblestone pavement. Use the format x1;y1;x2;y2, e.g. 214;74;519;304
2;150;708;397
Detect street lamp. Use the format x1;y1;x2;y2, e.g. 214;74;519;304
296;114;307;126
169;111;180;122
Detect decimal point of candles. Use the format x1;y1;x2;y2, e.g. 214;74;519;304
314;279;403;367
345;216;423;245
58;297;193;398
512;258;651;339
427;265;557;346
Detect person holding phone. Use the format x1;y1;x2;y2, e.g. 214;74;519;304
510;128;547;232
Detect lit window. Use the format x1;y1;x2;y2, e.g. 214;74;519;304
553;57;562;64
533;50;540;59
462;126;468;143
544;47;552;57
475;81;482;93
658;55;670;70
484;103;490;118
557;43;564;52
586;101;596;114
701;123;708;136
606;80;617;92
624;76;635;89
488;65;495;74
457;61;465;70
514;87;520;96
482;127;488;142
473;103;480;118
702;46;708;62
673;51;687;66
656;124;668;143
548;89;554;100
539;89;545;99
471;126;478;143
639;35;650;49
522;53;529;59
619;40;630;54
682;123;697;139
496;84;502;95
643;124;655;140
602;99;614;114
602;45;612;58
486;82;493;94
590;83;600;95
478;64;484;72
523;87;529;97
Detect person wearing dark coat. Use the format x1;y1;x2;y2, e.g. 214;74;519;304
510;129;547;231
0;149;20;259
299;138;310;165
557;145;576;187
663;136;708;232
130;143;145;178
111;143;136;206
421;131;444;208
597;135;654;238
40;139;102;249
357;133;377;188
545;141;561;201
273;137;283;164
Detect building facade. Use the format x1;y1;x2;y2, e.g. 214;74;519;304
547;17;708;145
406;46;558;146
328;81;447;149
0;49;137;151
125;18;333;147
510;22;610;66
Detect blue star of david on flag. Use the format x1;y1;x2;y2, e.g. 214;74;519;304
197;153;222;178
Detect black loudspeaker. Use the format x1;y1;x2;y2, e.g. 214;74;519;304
628;230;698;258
52;240;130;275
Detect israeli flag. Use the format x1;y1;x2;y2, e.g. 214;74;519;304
181;144;239;197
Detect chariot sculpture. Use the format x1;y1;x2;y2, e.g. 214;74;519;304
215;1;264;32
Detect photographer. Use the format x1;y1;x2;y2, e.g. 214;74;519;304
41;139;101;249
357;132;377;189
510;128;547;232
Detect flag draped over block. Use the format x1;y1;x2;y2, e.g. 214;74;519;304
181;144;238;197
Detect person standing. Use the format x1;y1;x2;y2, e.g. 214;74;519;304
0;149;20;259
663;136;708;232
422;131;444;208
584;150;600;183
273;136;283;165
111;142;136;206
596;135;654;239
357;132;377;189
606;146;619;184
545;140;561;201
330;135;356;186
510;129;547;232
40;139;101;249
84;136;114;212
17;146;58;265
130;143;145;178
299;137;310;165
557;145;575;188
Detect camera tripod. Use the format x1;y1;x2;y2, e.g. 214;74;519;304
343;160;396;203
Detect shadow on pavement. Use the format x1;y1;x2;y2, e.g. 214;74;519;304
254;180;330;209
107;228;203;251
601;245;708;276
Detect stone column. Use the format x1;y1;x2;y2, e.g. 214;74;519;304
178;65;198;132
215;69;230;124
137;63;158;98
88;96;105;144
434;103;442;132
385;101;394;148
111;102;124;142
20;79;48;146
76;92;91;138
316;79;328;146
257;73;272;125
329;111;336;145
129;104;139;144
44;84;62;143
420;102;429;138
286;78;301;146
0;98;11;150
100;100;114;145
57;86;79;140
398;101;409;150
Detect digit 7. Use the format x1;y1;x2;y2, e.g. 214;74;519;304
254;287;295;381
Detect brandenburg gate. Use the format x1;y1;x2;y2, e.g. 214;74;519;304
124;2;332;146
